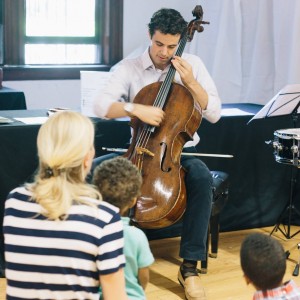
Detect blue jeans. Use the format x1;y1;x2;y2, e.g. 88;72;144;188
91;147;213;261
180;147;213;261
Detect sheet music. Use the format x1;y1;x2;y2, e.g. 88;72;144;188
248;84;300;123
14;117;48;124
80;71;112;117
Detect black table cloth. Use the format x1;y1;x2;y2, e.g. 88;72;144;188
0;87;27;110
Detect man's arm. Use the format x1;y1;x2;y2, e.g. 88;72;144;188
171;55;221;124
171;55;208;110
105;102;165;127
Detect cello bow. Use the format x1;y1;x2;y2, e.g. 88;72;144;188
102;147;234;158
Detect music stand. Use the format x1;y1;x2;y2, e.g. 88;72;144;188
249;84;300;239
248;84;300;124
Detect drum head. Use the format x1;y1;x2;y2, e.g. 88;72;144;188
275;128;300;140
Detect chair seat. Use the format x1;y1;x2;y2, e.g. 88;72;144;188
211;171;229;216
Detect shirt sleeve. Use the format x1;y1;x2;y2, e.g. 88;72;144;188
197;59;222;124
93;60;131;118
179;54;222;124
97;211;126;275
135;229;155;268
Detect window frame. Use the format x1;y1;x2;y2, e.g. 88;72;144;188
1;0;123;81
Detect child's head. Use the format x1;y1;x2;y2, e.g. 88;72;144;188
240;232;286;290
93;157;142;214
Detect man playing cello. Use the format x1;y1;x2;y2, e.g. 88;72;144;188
93;7;221;300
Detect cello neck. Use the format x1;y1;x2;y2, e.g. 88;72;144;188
165;35;188;81
154;35;188;110
153;5;209;111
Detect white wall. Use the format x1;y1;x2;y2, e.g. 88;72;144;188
4;0;190;109
4;80;81;110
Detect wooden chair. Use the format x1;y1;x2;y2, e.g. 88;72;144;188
200;170;229;273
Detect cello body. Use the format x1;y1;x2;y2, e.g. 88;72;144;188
124;5;208;229
124;82;202;228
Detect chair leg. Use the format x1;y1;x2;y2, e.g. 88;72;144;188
210;214;220;258
200;224;210;274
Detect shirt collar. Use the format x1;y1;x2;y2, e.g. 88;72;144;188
253;280;297;300
141;47;155;70
141;47;172;74
121;216;131;226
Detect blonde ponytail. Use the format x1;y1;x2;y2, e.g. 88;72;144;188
27;111;101;220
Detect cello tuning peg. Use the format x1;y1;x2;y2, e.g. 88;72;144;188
198;25;204;32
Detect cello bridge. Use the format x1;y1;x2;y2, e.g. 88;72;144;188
136;147;155;157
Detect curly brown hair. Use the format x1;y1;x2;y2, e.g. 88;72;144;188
148;8;187;38
92;157;142;212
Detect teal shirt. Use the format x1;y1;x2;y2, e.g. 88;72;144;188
100;217;154;300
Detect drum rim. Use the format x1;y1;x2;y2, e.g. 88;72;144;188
275;128;300;140
275;156;300;166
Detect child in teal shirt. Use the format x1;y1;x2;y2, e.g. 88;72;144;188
93;157;154;300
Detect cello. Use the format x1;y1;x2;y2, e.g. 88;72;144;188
124;6;209;229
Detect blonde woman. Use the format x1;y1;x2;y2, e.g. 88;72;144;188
3;111;128;300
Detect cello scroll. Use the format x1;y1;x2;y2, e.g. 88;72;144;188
186;5;210;42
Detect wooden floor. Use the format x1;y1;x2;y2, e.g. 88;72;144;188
1;226;300;299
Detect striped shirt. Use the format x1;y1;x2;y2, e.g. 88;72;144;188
253;280;300;300
3;186;125;300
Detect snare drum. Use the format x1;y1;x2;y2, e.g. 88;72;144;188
273;128;300;167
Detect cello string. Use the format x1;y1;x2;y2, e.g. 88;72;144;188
134;35;188;160
154;35;187;109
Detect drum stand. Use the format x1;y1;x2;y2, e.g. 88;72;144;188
286;243;300;276
270;165;300;239
270;109;300;239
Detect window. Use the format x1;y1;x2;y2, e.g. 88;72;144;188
1;0;123;80
25;0;97;64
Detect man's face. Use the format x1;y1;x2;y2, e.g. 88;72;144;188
149;30;181;70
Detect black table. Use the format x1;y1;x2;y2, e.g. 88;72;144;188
1;105;300;275
0;87;27;110
197;104;300;232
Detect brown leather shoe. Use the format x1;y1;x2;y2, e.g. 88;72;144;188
178;269;206;300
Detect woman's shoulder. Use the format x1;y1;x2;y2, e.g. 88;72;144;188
99;200;120;215
76;197;120;218
7;186;32;200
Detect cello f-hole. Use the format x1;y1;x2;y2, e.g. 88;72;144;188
160;142;172;172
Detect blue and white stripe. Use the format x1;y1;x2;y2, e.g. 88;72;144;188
4;186;125;300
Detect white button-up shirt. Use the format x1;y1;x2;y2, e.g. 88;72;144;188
94;49;221;147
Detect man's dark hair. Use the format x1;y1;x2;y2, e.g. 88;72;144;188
92;157;142;211
240;233;286;290
148;8;187;38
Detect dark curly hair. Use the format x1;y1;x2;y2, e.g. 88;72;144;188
240;233;286;290
148;8;187;38
92;157;142;212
